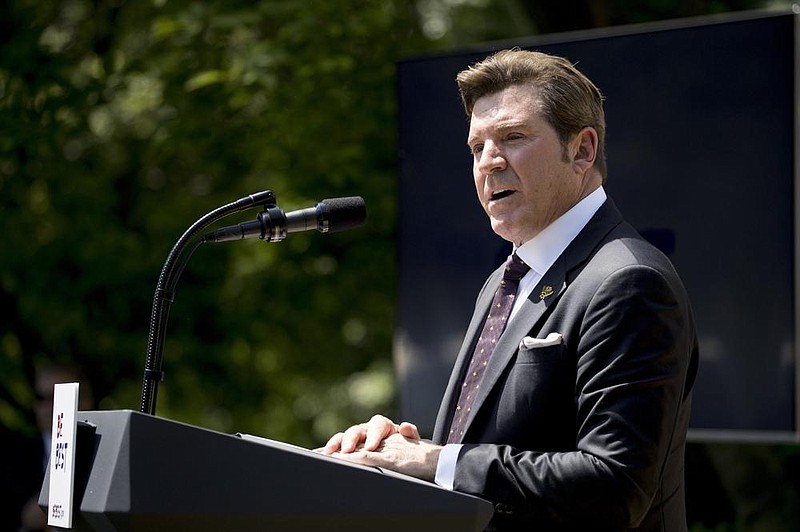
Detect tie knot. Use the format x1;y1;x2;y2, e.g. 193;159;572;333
503;253;530;281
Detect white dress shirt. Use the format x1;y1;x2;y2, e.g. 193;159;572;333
434;186;607;490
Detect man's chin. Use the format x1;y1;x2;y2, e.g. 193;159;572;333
489;219;517;243
489;219;534;247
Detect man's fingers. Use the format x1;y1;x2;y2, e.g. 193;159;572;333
321;432;345;455
364;414;399;451
321;415;401;455
398;421;420;440
340;423;368;453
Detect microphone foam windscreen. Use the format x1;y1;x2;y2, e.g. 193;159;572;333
321;196;367;232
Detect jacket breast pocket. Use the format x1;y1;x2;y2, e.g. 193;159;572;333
492;342;574;447
515;343;567;365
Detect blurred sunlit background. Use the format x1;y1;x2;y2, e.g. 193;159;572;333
1;1;798;530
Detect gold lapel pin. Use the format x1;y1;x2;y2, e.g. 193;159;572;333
539;285;554;300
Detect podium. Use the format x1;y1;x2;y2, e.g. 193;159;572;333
38;410;493;531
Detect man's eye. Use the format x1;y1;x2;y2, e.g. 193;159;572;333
470;144;484;156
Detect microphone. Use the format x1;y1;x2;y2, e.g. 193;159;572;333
202;196;367;243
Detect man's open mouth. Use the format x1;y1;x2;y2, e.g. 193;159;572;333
490;189;515;201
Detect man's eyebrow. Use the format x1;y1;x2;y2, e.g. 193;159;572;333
467;121;530;146
494;119;530;131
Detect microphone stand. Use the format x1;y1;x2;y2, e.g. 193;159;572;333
139;190;278;415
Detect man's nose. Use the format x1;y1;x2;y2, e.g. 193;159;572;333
477;142;506;174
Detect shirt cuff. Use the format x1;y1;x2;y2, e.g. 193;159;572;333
434;444;462;490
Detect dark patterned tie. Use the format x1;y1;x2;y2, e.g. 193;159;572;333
447;253;530;444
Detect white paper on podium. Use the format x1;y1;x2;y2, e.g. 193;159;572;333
48;382;79;529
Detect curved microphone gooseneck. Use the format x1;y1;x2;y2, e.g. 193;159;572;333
139;190;277;415
139;191;367;416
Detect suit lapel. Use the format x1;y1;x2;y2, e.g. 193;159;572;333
456;199;625;441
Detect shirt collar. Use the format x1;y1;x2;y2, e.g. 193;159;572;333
515;186;607;276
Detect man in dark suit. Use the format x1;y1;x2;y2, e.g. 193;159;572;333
322;49;698;531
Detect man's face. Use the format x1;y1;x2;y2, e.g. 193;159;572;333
468;83;589;246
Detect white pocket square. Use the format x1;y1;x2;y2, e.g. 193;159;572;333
519;332;563;350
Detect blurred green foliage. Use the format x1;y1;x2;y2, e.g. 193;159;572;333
2;1;798;529
0;0;430;445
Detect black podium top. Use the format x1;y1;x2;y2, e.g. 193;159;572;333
39;410;493;531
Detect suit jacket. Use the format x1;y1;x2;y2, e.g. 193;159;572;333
432;198;699;531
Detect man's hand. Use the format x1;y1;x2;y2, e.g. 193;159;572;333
319;414;441;482
321;414;417;454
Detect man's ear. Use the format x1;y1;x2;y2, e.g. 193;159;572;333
571;127;598;176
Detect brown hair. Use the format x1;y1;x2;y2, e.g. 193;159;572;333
456;48;607;179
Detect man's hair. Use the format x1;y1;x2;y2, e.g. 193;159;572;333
456;48;607;179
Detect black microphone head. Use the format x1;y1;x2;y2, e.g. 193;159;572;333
319;196;367;233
